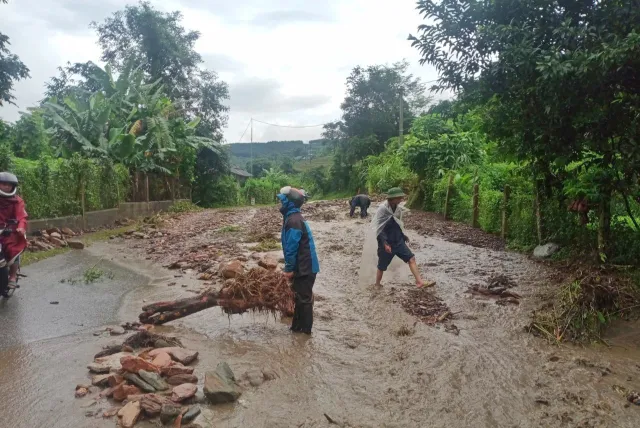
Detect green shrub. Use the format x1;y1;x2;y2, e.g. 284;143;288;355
13;155;129;219
478;188;502;234
169;200;203;213
192;175;239;207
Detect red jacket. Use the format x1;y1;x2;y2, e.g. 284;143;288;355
0;195;28;260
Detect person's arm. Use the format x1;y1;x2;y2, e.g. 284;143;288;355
379;222;390;247
283;221;303;273
15;198;28;233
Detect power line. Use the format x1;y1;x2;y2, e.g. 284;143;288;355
235;119;252;143
251;118;328;128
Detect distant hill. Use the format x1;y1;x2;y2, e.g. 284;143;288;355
227;140;329;162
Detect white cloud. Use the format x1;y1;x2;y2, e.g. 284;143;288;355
0;0;449;143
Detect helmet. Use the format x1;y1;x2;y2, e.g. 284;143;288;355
299;189;310;201
0;172;18;198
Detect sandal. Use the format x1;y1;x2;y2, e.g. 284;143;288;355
8;280;17;289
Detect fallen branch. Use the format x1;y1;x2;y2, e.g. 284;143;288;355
139;268;295;325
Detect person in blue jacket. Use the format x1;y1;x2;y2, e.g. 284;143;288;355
277;186;320;334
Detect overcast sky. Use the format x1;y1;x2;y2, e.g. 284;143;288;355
0;0;447;143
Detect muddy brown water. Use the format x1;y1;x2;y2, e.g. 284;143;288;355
1;204;639;427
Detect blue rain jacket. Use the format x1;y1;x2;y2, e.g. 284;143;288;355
277;194;320;276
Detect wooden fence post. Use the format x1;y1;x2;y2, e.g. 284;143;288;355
501;185;511;240
80;179;87;230
443;174;454;220
472;183;480;228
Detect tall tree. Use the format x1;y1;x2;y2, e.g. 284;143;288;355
339;61;428;143
12;109;50;159
91;1;229;141
410;0;640;258
0;0;30;106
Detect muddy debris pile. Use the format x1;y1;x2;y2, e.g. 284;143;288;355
398;288;452;325
468;274;521;305
139;268;295;325
28;227;84;251
78;330;226;427
403;210;505;251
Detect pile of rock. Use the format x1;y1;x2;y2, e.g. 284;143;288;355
28;227;84;251
78;330;250;428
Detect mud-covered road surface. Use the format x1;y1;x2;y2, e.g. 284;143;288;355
1;201;639;428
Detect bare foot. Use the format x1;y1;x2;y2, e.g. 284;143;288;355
374;282;382;287
416;280;424;288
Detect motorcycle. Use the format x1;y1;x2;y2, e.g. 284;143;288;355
0;219;21;298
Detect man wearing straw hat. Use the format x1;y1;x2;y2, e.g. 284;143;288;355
372;187;425;288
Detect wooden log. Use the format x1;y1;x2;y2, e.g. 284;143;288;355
139;292;222;325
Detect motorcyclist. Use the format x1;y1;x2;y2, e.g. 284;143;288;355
0;172;28;296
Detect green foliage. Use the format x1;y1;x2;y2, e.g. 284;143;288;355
0;0;30;106
193;175;239;208
91;1;229;141
403;131;484;179
13;155;129;219
12;110;50;159
364;150;416;194
168;200;202;213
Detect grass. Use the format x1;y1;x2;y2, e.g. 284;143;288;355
168;200;203;213
21;247;70;266
219;225;242;233
249;238;281;252
294;155;332;172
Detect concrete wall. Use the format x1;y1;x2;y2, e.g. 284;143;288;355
27;200;188;233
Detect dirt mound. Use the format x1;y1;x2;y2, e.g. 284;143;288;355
404;210;505;251
400;288;451;324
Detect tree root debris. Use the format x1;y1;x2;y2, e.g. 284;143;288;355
467;274;521;304
398;288;451;324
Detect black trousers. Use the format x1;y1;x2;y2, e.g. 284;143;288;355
350;203;369;218
291;273;316;334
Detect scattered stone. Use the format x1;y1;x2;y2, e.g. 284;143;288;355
533;242;560;258
203;362;242;404
50;301;59;305
102;407;121;418
160;404;182;424
108;326;126;336
91;374;111;387
93;352;131;372
139;369;170;391
67;240;85;249
245;370;264;387
118;400;141;428
75;387;89;398
171;383;197;402
262;368;278;381
61;227;76;236
87;363;111;374
123;372;156;393
154;339;172;348
120;355;160;374
50;232;62;239
258;256;277;270
161;364;195;377
50;237;67;247
150;347;199;365
220;260;244;279
108;373;125;387
151;352;172;368
167;374;198;386
140;393;173;418
113;384;142;402
182;407;201;424
81;399;97;408
133;232;146;239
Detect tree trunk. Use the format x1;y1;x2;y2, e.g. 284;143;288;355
597;189;611;263
139;291;223;325
134;172;139;202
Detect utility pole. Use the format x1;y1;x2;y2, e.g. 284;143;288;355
399;87;404;145
250;118;253;176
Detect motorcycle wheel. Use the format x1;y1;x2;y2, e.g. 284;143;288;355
0;265;12;298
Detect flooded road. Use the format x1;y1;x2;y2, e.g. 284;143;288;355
1;202;639;427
